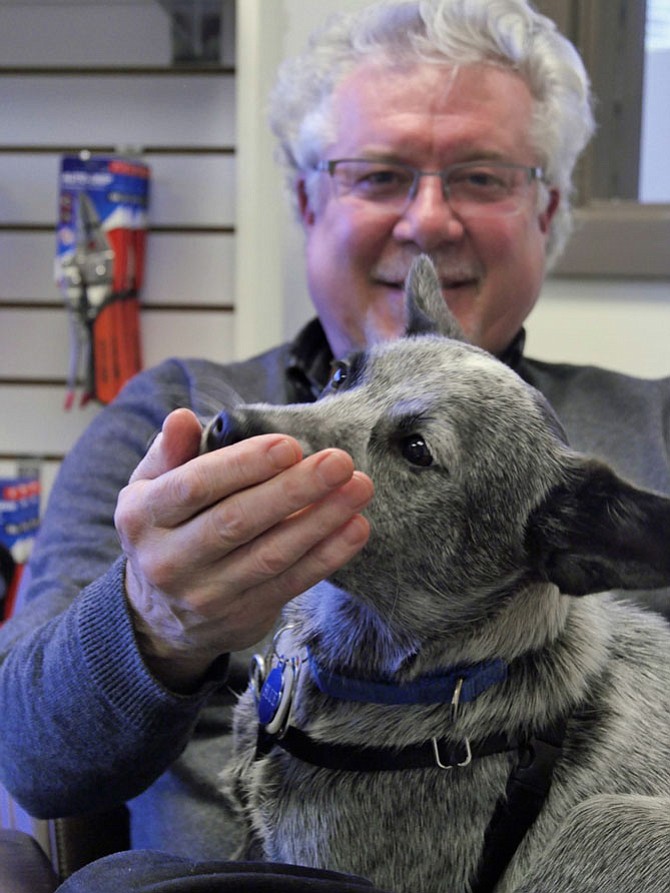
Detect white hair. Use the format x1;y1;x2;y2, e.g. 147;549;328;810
269;0;595;267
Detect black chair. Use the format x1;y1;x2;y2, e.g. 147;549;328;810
0;785;130;887
0;828;59;893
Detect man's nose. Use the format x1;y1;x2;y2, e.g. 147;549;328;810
392;174;465;250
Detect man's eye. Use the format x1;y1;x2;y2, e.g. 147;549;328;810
452;168;509;194
361;169;399;184
355;167;409;194
469;172;497;186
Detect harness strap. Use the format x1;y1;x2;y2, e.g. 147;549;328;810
256;715;568;893
256;724;523;771
469;715;569;893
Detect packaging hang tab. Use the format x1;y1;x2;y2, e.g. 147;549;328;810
55;153;150;408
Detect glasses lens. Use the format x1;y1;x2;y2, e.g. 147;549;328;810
324;160;536;217
446;163;531;216
330;160;414;205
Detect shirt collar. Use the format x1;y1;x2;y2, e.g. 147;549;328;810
498;328;526;371
285;318;527;404
285;318;333;403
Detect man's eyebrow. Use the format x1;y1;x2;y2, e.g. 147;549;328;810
345;149;519;166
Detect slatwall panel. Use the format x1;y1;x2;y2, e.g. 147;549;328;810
0;0;236;506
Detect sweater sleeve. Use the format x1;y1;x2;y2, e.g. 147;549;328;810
0;360;229;817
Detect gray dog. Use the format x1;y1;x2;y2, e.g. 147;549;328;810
204;257;670;893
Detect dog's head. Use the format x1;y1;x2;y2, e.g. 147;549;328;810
203;257;670;639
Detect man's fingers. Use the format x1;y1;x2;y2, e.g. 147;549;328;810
256;511;370;606
157;448;362;559
129;408;203;484
208;470;373;588
116;417;374;687
200;513;372;655
121;426;305;540
120;460;372;617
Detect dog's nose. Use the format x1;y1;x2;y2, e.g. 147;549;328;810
204;409;248;451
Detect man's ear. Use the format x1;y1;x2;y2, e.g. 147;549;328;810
297;177;316;227
539;187;560;234
525;458;670;596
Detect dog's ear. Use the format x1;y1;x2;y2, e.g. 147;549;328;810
404;255;467;341
526;459;670;595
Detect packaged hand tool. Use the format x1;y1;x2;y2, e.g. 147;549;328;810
0;466;40;621
55;153;150;407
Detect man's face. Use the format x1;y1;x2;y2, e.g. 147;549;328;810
298;62;559;358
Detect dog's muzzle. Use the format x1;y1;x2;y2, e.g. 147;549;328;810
202;409;265;452
203;410;237;452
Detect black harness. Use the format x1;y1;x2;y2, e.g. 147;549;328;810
251;648;569;893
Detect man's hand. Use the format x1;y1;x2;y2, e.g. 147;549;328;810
115;408;373;692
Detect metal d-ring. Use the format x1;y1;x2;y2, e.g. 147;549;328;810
251;624;298;699
432;675;473;769
250;653;266;699
432;735;472;769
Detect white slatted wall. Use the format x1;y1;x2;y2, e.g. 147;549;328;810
0;0;236;504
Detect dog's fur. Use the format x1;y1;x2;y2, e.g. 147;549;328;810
205;257;670;893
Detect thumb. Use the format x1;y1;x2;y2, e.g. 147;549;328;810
129;408;203;484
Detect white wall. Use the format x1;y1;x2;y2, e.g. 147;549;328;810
0;0;237;506
235;0;371;359
528;277;669;378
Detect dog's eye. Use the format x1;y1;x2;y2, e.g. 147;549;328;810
400;434;433;467
328;361;349;390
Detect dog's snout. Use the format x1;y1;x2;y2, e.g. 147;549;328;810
204;410;248;452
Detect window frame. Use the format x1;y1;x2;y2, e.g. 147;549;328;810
537;0;670;279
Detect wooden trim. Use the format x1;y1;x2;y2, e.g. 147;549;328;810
554;201;670;278
535;1;669;279
142;225;236;235
0;146;235;155
0;379;68;388
0;66;234;76
0;224;235;234
144;304;234;313
577;0;646;202
0;301;234;312
0;452;64;463
0;301;59;310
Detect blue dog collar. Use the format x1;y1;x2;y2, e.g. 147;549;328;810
307;651;507;706
254;650;508;734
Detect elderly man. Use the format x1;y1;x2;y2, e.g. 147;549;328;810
1;0;668;879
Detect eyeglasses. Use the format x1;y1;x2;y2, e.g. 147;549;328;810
315;158;545;218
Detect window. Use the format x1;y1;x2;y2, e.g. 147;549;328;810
641;0;670;201
536;0;670;277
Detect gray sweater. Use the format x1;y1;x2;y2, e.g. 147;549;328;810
0;322;668;859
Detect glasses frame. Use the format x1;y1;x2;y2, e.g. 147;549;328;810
315;158;546;217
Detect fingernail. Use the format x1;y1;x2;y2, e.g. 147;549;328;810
315;450;352;487
268;438;300;469
340;514;370;546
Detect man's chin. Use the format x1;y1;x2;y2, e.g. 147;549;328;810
360;295;407;346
